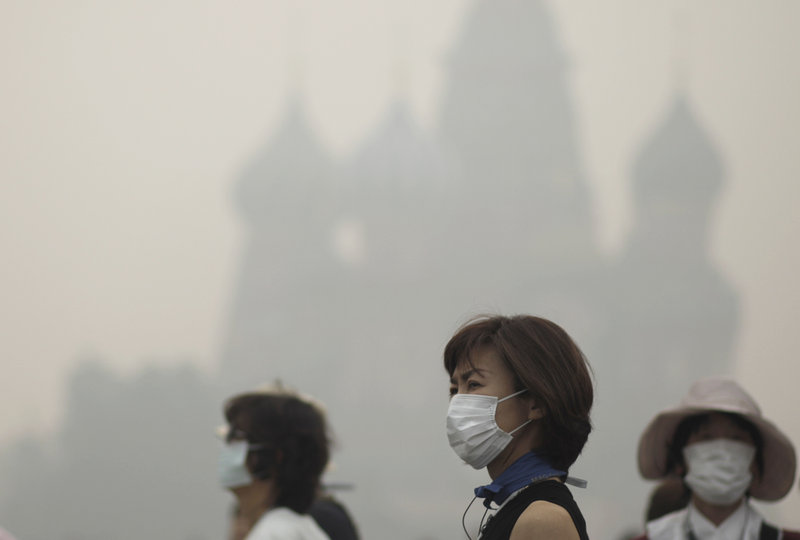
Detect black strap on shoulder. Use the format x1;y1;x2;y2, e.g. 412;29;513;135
479;481;588;540
760;522;780;540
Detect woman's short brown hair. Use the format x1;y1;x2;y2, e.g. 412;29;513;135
443;314;593;471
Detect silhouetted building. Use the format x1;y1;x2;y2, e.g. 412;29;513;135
588;95;739;533
438;0;598;310
609;95;737;409
0;5;741;540
220;96;348;398
347;99;449;281
0;359;221;540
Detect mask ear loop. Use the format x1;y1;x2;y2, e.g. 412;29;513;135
497;388;528;403
478;504;491;536
507;419;532;436
461;495;478;540
499;389;533;437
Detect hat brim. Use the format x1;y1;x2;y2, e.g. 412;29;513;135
638;404;796;501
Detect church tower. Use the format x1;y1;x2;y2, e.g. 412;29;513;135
587;96;740;531
436;0;598;309
219;96;344;394
611;95;738;401
346;99;449;281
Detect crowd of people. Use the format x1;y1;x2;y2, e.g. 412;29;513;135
4;314;793;540
210;314;798;540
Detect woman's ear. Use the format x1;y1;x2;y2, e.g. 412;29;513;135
527;404;545;421
523;393;545;420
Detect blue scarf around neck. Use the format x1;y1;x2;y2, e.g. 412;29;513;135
474;451;565;509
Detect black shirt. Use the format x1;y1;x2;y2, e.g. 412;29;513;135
309;496;360;540
478;480;589;540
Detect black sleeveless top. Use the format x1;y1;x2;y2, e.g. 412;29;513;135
478;480;589;540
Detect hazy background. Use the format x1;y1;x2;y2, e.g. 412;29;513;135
2;1;799;539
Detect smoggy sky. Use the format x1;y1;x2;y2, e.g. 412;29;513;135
1;0;799;524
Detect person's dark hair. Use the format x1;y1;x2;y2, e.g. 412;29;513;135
665;412;764;478
443;314;593;471
224;391;330;514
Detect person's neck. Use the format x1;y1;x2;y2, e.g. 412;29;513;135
487;445;530;480
692;494;745;527
487;430;540;480
233;481;277;530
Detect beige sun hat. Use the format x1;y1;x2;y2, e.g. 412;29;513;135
637;377;796;501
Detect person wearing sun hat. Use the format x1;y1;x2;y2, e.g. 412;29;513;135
631;377;800;540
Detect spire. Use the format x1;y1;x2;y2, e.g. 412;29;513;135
436;0;596;277
438;0;583;196
671;5;692;96
286;0;306;97
388;5;411;106
345;95;448;276
632;95;723;211
446;0;566;71
351;99;446;189
236;95;331;223
625;94;726;261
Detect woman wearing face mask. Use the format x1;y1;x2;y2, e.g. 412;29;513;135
633;377;800;540
218;388;331;540
444;315;593;540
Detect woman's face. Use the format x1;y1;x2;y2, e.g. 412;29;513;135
449;345;533;435
682;412;759;507
685;413;758;479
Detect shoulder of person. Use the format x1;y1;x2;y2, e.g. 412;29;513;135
249;508;322;539
509;499;579;540
643;506;686;540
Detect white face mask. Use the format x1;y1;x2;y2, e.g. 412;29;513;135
683;438;755;505
218;440;254;489
446;389;531;469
